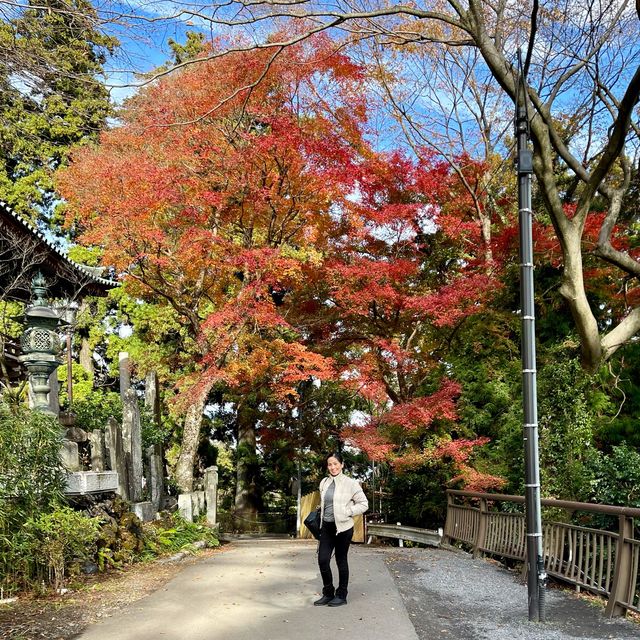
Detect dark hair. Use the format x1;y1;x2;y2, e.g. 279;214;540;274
325;452;344;464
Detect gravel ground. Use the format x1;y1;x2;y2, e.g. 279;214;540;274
384;546;640;640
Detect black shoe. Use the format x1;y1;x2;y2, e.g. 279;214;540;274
313;595;334;606
327;596;347;607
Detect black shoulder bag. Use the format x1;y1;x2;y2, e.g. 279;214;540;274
304;507;322;540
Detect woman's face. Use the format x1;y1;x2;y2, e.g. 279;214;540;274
327;456;344;476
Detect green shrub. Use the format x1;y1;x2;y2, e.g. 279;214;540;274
0;404;66;523
142;513;219;559
592;443;640;507
0;404;66;593
584;443;640;532
22;506;100;590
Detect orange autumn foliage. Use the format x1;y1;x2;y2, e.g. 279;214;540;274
59;34;501;490
58;35;365;403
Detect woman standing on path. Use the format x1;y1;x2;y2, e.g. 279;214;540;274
314;452;369;607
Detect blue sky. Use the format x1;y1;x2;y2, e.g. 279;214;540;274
101;2;204;103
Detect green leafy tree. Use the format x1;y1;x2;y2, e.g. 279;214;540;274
0;0;116;226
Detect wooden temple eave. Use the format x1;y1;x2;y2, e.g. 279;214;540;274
0;200;118;383
0;200;117;303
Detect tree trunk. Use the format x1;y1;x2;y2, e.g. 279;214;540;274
174;391;208;493
556;224;603;371
234;401;261;527
79;336;94;378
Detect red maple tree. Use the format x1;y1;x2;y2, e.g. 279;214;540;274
296;148;506;491
58;34;506;509
57;36;367;510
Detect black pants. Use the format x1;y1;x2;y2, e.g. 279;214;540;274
318;521;354;598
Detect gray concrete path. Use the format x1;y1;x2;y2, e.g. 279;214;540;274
77;539;418;640
77;539;640;640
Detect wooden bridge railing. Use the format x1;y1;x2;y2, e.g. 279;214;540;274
444;490;640;618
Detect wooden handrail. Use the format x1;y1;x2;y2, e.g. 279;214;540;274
447;489;640;518
445;490;640;619
366;523;442;547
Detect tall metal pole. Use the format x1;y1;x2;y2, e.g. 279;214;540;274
516;55;546;622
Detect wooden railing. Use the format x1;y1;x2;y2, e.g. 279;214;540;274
444;490;640;618
366;522;442;547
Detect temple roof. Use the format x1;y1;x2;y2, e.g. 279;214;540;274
0;200;117;302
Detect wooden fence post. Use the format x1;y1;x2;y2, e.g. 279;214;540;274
442;491;454;545
473;498;488;557
605;515;634;618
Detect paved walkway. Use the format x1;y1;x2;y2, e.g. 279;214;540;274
77;539;418;640
77;539;640;640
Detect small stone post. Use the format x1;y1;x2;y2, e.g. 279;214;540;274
178;494;194;522
204;466;218;526
122;388;143;502
144;371;164;510
118;351;131;401
146;443;164;511
88;429;106;472
60;441;81;471
144;370;161;423
105;416;129;500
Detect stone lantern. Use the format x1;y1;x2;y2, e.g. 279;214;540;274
18;272;66;414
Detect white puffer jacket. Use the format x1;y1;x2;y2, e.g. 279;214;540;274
319;472;369;534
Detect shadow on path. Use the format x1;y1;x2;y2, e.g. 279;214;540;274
76;539;417;640
75;539;639;640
